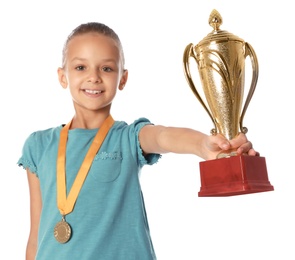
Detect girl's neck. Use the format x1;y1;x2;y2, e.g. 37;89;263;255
70;111;111;129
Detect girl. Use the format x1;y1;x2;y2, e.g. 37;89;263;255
17;22;257;260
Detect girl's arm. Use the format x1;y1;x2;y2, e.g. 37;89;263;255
26;169;42;260
139;125;256;160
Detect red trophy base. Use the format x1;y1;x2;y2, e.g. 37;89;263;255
198;155;274;197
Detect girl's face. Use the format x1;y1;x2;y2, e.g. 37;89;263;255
58;33;127;114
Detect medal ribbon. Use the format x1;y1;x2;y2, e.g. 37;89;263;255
57;115;114;215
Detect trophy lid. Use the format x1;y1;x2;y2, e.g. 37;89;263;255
197;9;244;46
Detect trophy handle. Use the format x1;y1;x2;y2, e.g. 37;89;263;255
183;43;217;134
239;42;259;134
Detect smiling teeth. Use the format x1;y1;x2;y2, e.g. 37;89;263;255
85;89;101;94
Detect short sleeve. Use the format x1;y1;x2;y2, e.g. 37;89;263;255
17;132;39;176
17;132;43;176
131;117;162;167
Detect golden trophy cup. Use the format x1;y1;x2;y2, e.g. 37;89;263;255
183;9;274;196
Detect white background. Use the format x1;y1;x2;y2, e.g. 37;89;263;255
1;0;293;259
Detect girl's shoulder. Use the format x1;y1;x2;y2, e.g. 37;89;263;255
113;117;153;131
24;125;62;143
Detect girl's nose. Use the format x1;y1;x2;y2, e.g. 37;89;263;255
87;70;102;83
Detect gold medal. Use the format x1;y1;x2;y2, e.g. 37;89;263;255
54;216;72;243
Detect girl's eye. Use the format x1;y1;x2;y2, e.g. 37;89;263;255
102;67;112;72
76;65;85;71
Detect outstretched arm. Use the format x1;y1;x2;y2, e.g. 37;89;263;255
139;124;257;160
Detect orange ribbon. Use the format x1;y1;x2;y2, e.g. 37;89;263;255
56;115;114;215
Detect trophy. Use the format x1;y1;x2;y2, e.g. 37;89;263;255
183;9;274;196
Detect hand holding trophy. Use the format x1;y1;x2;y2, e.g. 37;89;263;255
183;9;274;196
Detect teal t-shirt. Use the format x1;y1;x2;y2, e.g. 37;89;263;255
17;118;161;260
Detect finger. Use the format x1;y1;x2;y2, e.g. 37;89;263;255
237;143;259;156
247;148;260;156
212;134;230;150
229;133;248;148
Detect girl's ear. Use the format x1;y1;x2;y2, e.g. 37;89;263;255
119;69;128;90
57;67;68;89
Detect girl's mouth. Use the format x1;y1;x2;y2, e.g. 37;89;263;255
84;89;102;94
